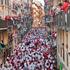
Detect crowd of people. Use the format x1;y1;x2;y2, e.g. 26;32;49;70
0;28;57;70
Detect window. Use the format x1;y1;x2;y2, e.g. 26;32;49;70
67;47;68;66
66;32;68;66
63;30;65;61
1;0;3;4
5;0;9;6
63;46;65;61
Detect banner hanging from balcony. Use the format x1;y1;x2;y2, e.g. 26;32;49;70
5;16;11;20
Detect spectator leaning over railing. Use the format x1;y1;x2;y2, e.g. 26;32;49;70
52;0;70;14
52;3;63;15
52;0;70;24
61;0;70;23
61;0;70;13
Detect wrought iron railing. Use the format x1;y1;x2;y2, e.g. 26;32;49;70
67;7;70;29
55;7;70;31
55;11;65;29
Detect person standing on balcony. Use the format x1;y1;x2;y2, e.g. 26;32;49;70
61;0;70;23
61;0;70;13
52;3;63;15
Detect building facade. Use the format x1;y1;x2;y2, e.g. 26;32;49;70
32;1;45;27
0;0;10;45
0;0;10;18
53;0;70;70
44;0;70;69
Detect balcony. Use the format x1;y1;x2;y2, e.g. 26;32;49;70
55;11;66;30
0;18;14;31
55;7;70;31
0;19;8;30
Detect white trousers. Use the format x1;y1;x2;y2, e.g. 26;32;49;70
65;14;67;23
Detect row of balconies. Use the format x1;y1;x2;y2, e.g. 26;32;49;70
0;0;9;6
55;7;70;31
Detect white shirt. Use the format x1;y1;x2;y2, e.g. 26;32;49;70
29;63;35;70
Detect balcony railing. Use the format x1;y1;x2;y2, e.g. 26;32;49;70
67;7;70;29
55;11;65;29
0;19;8;29
55;7;70;31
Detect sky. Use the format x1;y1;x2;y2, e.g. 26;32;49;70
11;0;45;7
33;0;44;6
38;0;44;6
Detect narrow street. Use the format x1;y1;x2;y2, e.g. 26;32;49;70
0;0;59;70
0;0;70;70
